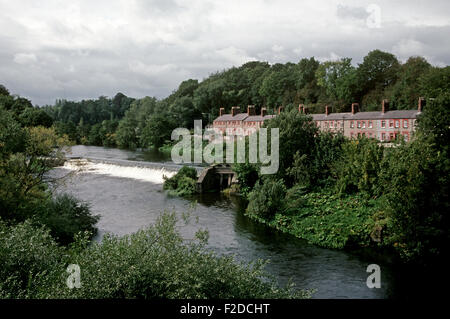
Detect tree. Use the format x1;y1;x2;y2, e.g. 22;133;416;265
357;50;401;110
333;137;384;195
247;178;287;219
418;66;450;99
115;116;138;149
390;56;432;109
140;113;175;149
316;58;357;110
18;107;53;128
262;110;318;185
169;96;202;129
0;84;10;96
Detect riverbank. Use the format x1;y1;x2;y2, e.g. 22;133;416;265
231;186;387;252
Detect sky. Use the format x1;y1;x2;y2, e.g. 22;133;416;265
0;0;449;106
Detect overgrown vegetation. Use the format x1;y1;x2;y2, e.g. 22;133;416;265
0;212;310;299
163;166;198;196
241;92;449;265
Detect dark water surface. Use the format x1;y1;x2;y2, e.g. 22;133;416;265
52;145;408;299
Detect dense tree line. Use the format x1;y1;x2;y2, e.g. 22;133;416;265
41;50;449;151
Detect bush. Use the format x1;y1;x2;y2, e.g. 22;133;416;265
247;178;287;219
33;194;100;245
163;166;198;196
332;137;384;195
0;220;65;298
0;213;311;299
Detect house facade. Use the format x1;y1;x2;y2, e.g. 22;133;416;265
212;98;424;142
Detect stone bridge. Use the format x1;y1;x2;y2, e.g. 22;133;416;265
196;163;237;193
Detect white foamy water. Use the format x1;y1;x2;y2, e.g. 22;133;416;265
62;159;177;184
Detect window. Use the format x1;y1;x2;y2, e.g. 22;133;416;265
368;121;373;128
362;121;366;128
350;121;354;128
325;122;328;128
390;133;394;140
389;120;394;128
395;120;400;128
357;121;361;128
381;133;386;141
350;132;354;138
330;121;334;128
403;120;408;128
381;120;386;128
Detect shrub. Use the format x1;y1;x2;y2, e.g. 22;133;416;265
0;220;65;298
0;213;311;299
33;194;100;245
247;178;287;219
163;166;198;196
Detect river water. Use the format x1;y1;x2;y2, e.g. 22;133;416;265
50;145;407;299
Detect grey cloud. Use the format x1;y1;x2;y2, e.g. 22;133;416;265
0;0;449;106
336;4;369;20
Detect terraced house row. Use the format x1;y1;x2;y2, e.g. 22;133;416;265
212;98;425;142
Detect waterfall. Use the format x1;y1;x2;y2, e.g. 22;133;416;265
62;158;180;184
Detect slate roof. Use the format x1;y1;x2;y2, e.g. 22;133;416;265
214;109;420;123
311;110;420;121
214;112;249;122
243;115;276;122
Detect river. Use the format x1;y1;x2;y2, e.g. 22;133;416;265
50;145;408;299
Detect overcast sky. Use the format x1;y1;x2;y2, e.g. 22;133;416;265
1;0;449;105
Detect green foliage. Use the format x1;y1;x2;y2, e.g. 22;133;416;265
333;137;384;195
140;112;176;149
0;220;65;299
389;56;431;109
356;49;401;109
418;66;450;98
233;163;259;197
269;190;381;249
247;178;287;220
263;110;318;185
0;213;309;299
316;58;357;110
378;134;449;262
32;194;100;246
417;92;450;149
163;166;198;196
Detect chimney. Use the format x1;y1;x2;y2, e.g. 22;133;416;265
278;106;284;114
247;105;256;116
231;106;238;116
325;105;330;116
219;107;225;116
418;97;425;112
299;104;304;113
351;103;359;115
382;99;389;114
261;107;267;117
